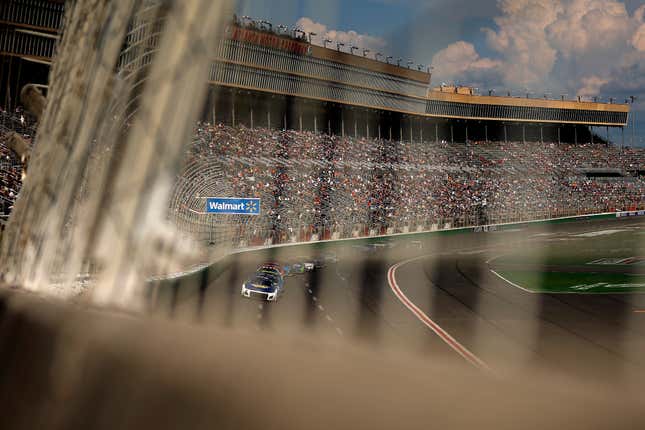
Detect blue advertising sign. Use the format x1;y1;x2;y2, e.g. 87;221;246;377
206;198;260;215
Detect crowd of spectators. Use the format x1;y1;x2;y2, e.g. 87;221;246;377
0;108;34;220
175;123;645;243
2;114;645;243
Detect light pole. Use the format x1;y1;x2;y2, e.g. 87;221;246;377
407;60;414;69
489;89;495;96
337;42;345;52
396;58;402;67
350;46;359;55
324;39;332;49
363;49;370;57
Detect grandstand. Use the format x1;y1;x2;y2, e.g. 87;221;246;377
171;124;645;246
0;0;639;248
0;109;33;222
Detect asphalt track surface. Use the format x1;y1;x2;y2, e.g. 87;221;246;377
169;217;645;384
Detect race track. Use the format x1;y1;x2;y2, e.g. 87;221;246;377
163;216;645;383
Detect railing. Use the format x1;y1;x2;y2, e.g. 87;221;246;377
0;27;57;60
0;0;65;32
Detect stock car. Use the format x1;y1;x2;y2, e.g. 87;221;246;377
284;260;315;276
241;270;284;301
257;263;285;277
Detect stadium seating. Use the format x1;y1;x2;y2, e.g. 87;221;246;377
0;109;33;218
2;115;645;244
168;123;645;246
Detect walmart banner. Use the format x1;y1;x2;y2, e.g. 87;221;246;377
206;198;260;215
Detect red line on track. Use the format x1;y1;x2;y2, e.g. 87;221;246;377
388;258;491;371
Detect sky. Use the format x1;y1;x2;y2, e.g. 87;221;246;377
235;0;645;146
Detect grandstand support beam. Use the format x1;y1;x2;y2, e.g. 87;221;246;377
410;123;413;144
389;125;392;141
575;126;578;145
522;124;526;144
354;119;357;138
450;124;454;144
590;126;593;144
267;110;270;129
504;124;507;143
420;124;423;143
465;122;468;143
622;126;625;149
250;108;254;129
299;112;302;132
328;119;331;135
283;113;287;130
366;122;370;139
606;126;609;144
314;115;317;134
558;126;561;144
378;124;381;140
485;124;488;143
540;126;543;144
435;123;439;144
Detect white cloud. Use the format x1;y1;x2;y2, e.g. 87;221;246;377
633;23;645;51
483;0;562;87
546;0;634;58
431;41;502;86
430;0;645;104
295;17;387;53
578;75;610;97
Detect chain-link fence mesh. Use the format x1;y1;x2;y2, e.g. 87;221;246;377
0;0;233;307
2;0;645;309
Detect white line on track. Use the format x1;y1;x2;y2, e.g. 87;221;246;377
489;269;536;294
388;256;492;372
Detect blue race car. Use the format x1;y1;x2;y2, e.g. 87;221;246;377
241;271;284;301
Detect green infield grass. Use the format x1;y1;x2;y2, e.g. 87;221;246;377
494;270;645;294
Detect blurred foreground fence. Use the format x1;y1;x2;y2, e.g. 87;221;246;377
1;288;645;430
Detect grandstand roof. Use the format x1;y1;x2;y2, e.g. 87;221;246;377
228;22;431;85
426;89;629;126
309;45;430;85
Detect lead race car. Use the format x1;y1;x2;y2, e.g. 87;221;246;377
241;268;284;301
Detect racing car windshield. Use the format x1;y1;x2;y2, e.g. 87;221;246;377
249;274;278;289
